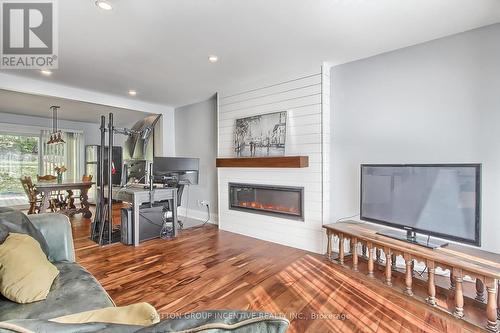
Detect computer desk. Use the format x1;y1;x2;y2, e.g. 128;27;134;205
104;185;178;246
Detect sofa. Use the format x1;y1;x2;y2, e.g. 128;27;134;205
0;213;289;333
0;213;115;322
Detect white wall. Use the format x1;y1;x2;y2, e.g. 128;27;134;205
330;23;500;253
218;68;330;253
175;96;218;222
156;110;175;157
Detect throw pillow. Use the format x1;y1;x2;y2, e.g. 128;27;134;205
50;302;160;326
0;233;59;303
0;211;50;258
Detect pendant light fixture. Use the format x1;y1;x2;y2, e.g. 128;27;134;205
47;105;65;145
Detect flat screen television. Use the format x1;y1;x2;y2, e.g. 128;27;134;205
360;164;481;247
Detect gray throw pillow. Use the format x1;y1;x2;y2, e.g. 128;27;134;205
0;211;50;257
0;223;8;244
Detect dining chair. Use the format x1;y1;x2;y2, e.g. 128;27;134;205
20;176;43;214
82;174;93;183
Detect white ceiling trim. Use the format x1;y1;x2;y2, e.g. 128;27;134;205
0;72;174;114
0;121;83;136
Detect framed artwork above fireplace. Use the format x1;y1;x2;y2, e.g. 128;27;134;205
234;111;287;157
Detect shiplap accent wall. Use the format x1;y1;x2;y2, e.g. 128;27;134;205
321;65;332;229
217;66;330;253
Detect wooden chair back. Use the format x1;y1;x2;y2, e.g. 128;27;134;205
82;174;93;183
20;176;36;199
20;176;41;214
37;174;57;182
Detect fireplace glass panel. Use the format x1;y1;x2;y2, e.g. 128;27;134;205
229;183;304;220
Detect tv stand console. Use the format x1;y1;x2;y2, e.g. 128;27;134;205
324;221;500;332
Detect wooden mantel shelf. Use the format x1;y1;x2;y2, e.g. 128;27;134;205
216;156;309;168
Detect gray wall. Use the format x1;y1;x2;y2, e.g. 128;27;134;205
175;96;218;218
330;23;500;253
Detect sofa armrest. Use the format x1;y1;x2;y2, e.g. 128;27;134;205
27;213;75;262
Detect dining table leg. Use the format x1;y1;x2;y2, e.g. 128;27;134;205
40;189;50;213
67;190;76;209
80;187;92;218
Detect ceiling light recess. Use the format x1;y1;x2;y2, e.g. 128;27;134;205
128;90;137;96
95;0;112;10
208;55;218;63
40;69;52;76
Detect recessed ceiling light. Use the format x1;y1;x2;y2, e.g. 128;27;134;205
40;69;52;76
208;55;218;63
95;0;112;10
128;90;137;96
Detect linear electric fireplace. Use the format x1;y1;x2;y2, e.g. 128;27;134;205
229;183;304;221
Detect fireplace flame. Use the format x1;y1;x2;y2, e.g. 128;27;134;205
237;201;300;215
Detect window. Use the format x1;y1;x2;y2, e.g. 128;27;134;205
0;134;39;206
0;126;84;207
40;130;84;181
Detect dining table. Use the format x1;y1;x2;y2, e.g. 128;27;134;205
35;181;94;218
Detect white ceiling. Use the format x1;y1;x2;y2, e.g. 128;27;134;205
3;0;500;107
0;89;154;127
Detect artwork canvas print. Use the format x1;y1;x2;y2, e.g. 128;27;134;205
234;111;287;157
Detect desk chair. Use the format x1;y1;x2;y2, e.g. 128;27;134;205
175;184;185;229
158;180;186;230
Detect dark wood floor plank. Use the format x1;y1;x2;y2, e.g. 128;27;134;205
68;210;485;333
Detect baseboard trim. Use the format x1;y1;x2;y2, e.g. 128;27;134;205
178;206;219;225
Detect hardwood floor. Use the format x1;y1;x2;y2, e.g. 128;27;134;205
70;212;483;333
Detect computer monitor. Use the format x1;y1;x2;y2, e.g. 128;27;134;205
153;157;199;185
124;160;149;184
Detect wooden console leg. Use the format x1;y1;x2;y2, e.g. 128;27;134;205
453;269;464;319
338;234;345;265
404;255;413;296
497;280;500;320
367;244;374;278
476;278;486;303
385;249;392;286
326;231;332;260
450;270;456;291
426;261;437;306
391;254;397;270
486;278;499;332
352;238;358;272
